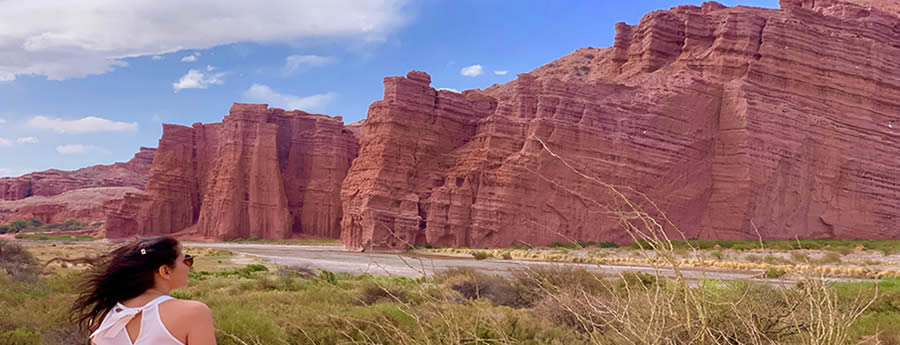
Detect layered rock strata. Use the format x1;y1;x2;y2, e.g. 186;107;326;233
0;187;140;224
106;104;360;240
341;0;900;249
0;148;155;201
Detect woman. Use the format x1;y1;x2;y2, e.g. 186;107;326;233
71;236;216;345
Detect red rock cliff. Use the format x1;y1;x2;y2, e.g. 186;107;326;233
0;147;155;201
106;104;360;240
341;0;900;249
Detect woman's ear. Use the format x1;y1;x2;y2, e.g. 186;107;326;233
157;265;172;280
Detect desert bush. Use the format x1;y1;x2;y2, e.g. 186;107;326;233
765;267;787;278
471;250;491;260
440;267;529;307
814;251;843;265
0;241;41;282
509;266;610;306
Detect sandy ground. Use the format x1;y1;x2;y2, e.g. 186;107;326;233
183;242;869;284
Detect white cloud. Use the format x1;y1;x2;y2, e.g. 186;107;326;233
27;116;138;134
151;55;162;60
243;84;336;112
0;138;10;147
438;88;460;93
0;119;6;124
206;65;215;71
181;55;198;62
56;144;90;154
0;168;28;177
0;1;409;81
283;55;336;74
494;70;508;75
16;137;38;144
461;65;483;77
172;69;226;92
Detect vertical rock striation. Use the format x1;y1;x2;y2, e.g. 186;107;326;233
106;104;360;240
341;0;900;249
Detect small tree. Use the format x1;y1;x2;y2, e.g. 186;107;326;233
8;219;32;232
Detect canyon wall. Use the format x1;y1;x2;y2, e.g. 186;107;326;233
106;104;360;240
340;0;900;249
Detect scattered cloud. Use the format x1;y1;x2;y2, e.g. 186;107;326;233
181;54;198;62
0;1;409;81
438;88;460;93
461;64;483;77
172;69;226;92
243;84;336;113
27;115;138;134
56;144;91;154
494;70;508;75
152;55;162;60
282;55;336;75
16;137;38;144
0;168;29;177
0;138;10;147
0;119;6;124
206;65;215;71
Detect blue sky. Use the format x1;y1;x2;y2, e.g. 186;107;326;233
0;0;778;176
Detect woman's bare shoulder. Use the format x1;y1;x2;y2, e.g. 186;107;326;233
161;298;212;319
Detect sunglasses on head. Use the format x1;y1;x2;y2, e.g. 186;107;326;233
184;254;194;267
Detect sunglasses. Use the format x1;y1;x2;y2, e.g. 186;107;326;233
184;254;194;267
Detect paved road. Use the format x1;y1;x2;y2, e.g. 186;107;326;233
184;242;789;283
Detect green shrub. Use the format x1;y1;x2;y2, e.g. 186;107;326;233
0;327;41;345
214;304;287;345
170;291;193;300
60;219;87;230
472;251;491;260
710;251;724;260
764;268;786;279
0;225;8;234
8;218;32;232
319;270;338;285
551;241;578;249
501;251;513;260
620;272;659;288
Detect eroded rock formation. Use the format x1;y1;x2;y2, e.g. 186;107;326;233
341;0;900;249
106;104;360;240
0;187;140;224
0;147;155;201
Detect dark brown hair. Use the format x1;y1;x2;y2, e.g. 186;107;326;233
71;236;181;330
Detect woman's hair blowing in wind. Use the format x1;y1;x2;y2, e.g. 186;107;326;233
71;236;181;330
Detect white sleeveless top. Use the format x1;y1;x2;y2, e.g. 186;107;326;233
90;295;185;345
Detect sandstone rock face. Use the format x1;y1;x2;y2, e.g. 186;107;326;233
0;147;155;201
0;187;141;224
341;0;900;249
106;104;360;240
